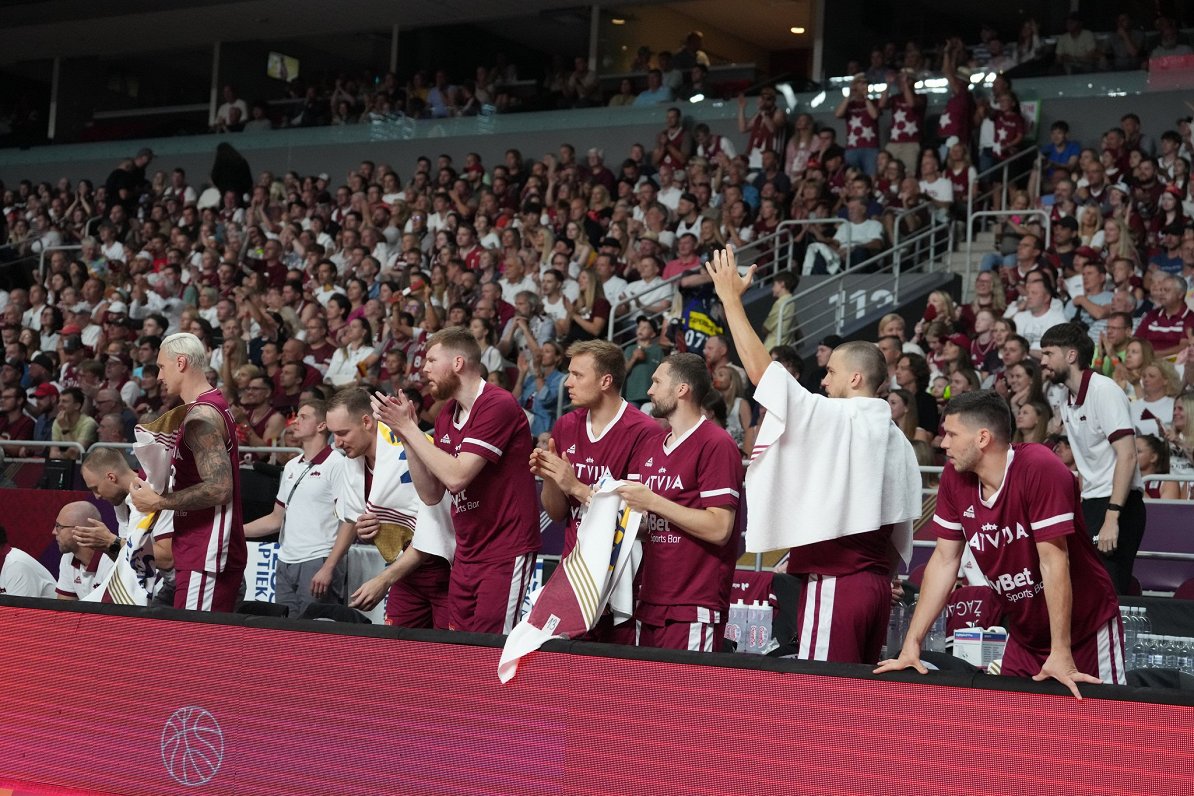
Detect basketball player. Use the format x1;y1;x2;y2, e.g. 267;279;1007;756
130;332;246;612
706;247;918;665
79;447;174;604
614;353;744;652
531;340;665;557
373;328;539;634
243;399;348;618
322;388;450;627
876;391;1123;698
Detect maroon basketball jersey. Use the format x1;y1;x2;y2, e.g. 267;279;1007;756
931;444;1118;653
551;401;666;556
433;382;539;564
170;388;246;576
630;417;744;622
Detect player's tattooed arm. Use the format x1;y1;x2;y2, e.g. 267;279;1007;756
160;406;234;511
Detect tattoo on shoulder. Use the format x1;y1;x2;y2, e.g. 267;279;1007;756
164;406;233;511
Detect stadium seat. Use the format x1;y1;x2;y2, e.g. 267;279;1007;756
1173;578;1194;601
1128;576;1143;597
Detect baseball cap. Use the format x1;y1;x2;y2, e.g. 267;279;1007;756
30;354;54;373
60;324;83;336
107;300;128;316
944;333;971;350
33;383;59;399
1074;246;1102;262
1054;216;1079;231
818;334;844;349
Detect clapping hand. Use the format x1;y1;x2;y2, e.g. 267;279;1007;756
371;390;419;439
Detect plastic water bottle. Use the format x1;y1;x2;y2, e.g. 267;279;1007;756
1121;606;1137;655
753;600;774;654
1176;637;1194;674
925;611;947;653
725;600;747;649
1161;636;1176;669
1130;632;1147;671
1147;634;1165;668
1138;606;1153;636
885;602;906;659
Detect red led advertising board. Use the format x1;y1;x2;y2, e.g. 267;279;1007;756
1;604;1192;795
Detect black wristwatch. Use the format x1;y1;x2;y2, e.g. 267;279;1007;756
1106;503;1124;513
107;537;124;558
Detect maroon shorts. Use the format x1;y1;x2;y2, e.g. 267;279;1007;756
792;570;891;664
175;569;241;613
637;619;719;652
1000;614;1126;685
448;553;536;634
385;556;451;629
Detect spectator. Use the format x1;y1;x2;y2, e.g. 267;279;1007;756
761;270;800;349
737;88;786;170
1150;17;1193;59
50;386;97;459
1136;274;1194;357
632;70;674;106
835;74;880;177
624;316;665;407
1055;14;1101;73
512;339;565;437
894;352;939;439
214;85;249;132
0;386;34;457
1137;434;1183;500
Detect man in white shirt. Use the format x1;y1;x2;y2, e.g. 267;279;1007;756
622;255;674;316
595;254;629;310
244;399;347;617
499;257;538;305
1040;322;1146;595
0;524;55;598
52;501;115;600
656;163;683;213
673;192;703;241
803;198;886;275
1013;279;1069;351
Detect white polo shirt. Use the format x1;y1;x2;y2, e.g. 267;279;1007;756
275;445;346;564
1059;369;1144;500
0;545;56;598
56;550;114;599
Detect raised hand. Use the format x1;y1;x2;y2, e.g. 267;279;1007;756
705;246;756;303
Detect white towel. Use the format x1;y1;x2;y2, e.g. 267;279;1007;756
83;415;183;605
498;478;641;683
336;424;455;564
745;362;920;564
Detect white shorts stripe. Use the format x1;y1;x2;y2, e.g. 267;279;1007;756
184;572;201;610
688;622;703;652
814;575;836;661
798;576;818;659
502;554;533;633
1097;622;1112;683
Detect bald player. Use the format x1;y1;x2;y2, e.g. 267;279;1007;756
52;501;115;600
707;246;918;664
80;447;174;603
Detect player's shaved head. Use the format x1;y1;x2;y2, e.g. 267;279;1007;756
832;341;888;395
57;500;101;525
82;446;133;475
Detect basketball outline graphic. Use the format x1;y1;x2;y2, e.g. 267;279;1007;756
161;706;224;786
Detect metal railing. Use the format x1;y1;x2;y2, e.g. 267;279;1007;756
962;208;1052;303
37;244;83;282
0;439;87;463
965;146;1042;228
3;439;302;467
784;208;955;347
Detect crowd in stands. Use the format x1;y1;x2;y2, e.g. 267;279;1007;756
849;12;1194;80
0;51;1192;499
